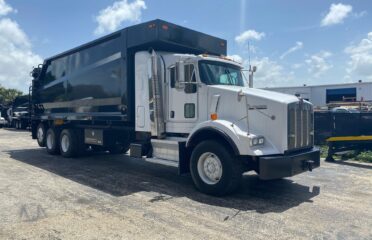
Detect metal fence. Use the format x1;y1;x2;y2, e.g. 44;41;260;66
314;112;372;145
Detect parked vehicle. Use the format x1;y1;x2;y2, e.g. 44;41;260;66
7;95;30;129
0;115;7;128
0;106;7;128
331;107;360;113
30;19;320;195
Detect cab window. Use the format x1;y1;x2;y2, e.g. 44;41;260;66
184;64;196;94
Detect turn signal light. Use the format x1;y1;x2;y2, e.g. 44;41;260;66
210;113;218;120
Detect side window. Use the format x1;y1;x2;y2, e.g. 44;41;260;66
170;66;176;88
184;64;197;94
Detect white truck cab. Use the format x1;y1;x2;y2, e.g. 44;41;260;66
134;51;320;195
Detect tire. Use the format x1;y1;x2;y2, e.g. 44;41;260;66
46;128;60;155
190;140;244;196
59;129;79;158
36;123;46;147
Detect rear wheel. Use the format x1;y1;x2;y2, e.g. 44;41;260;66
60;129;79;158
46;128;60;155
190;140;244;196
36;123;46;147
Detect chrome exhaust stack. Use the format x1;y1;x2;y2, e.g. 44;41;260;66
149;50;165;139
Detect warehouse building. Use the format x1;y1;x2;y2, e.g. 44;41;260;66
265;81;372;107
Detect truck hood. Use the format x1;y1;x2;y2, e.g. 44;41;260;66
209;85;299;105
207;85;299;153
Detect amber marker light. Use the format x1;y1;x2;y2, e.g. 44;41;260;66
210;113;218;120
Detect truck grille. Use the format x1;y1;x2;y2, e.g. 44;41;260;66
288;101;314;150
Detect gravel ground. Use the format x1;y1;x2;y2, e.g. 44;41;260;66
0;128;371;240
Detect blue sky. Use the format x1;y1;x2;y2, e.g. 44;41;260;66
0;0;371;92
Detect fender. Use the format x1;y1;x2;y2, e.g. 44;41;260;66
180;121;241;175
187;126;240;155
186;120;248;155
186;120;280;156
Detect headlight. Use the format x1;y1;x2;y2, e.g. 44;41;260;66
250;136;265;147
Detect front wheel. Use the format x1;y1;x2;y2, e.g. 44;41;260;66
190;140;244;196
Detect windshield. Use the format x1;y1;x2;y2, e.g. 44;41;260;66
199;60;245;86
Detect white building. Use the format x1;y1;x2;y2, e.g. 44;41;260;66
265;81;372;107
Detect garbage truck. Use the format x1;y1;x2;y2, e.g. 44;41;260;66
30;19;320;195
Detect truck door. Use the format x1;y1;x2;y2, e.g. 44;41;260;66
166;63;198;133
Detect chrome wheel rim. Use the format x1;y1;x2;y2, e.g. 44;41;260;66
46;133;53;150
61;134;69;153
37;127;44;143
197;152;223;185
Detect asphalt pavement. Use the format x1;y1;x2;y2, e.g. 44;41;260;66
0;128;371;240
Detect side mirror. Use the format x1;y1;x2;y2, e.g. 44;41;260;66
30;67;41;79
252;66;257;72
32;71;39;79
175;61;185;89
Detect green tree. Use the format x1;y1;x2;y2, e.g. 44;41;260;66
0;85;23;106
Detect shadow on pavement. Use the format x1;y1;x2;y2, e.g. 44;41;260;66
331;159;372;170
1;128;30;132
7;148;320;214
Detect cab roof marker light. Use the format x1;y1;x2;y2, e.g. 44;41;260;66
219;55;233;62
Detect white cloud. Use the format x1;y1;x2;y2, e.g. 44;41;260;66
94;0;146;35
235;30;265;44
228;54;300;87
252;57;294;87
353;10;367;19
0;0;15;16
321;3;352;26
227;54;296;87
0;18;42;92
291;63;302;69
345;32;372;80
305;51;333;77
280;41;303;59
